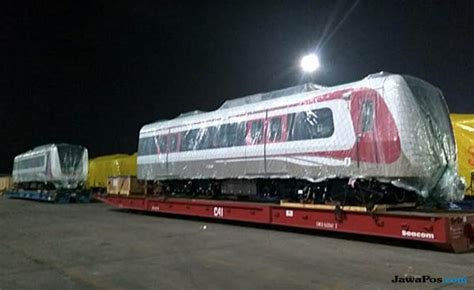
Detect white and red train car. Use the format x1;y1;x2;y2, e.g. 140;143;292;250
137;73;464;204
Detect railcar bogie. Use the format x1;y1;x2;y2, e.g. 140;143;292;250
150;177;420;206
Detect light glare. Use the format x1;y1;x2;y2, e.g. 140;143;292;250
300;54;320;73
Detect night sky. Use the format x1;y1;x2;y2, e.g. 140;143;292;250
1;0;473;172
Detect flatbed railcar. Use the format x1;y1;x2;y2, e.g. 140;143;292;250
99;195;474;253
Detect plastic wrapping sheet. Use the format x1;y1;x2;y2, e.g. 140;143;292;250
87;153;137;188
12;144;88;189
137;73;464;202
380;75;465;202
451;114;474;196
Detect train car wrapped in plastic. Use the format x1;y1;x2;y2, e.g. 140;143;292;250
137;73;465;205
10;143;89;202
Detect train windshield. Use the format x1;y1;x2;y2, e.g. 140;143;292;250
402;75;463;201
403;76;455;158
56;145;85;174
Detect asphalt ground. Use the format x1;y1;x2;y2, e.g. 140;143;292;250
0;197;473;290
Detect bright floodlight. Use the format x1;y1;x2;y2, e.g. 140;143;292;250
300;53;320;73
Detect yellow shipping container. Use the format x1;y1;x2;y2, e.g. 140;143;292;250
87;153;137;190
451;114;474;197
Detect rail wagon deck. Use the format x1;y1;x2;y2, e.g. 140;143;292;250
99;195;474;253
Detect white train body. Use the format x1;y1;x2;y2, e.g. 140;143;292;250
12;144;88;190
137;73;464;201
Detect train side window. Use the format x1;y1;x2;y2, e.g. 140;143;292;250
235;122;247;146
217;122;245;148
289;108;334;141
195;127;210;150
228;124;236;147
157;136;167;153
138;139;145;155
217;124;230;148
206;126;220;149
246;120;263;145
168;134;178;152
361;100;374;132
16;156;44;169
181;129;199;151
138;137;158;156
39;156;43;167
268;117;282;142
291;112;309;140
34;156;44;167
249;119;264;144
197;126;217;149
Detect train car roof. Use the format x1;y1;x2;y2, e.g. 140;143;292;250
139;72;396;135
14;143;86;160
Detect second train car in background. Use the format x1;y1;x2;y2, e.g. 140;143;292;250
11;143;89;202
